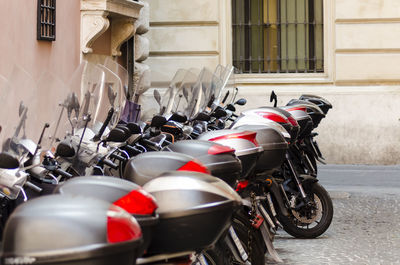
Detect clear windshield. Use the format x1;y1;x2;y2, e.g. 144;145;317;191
138;69;198;122
74;62;106;133
214;65;235;107
0;66;38;157
103;58;129;100
42;61;106;146
0;74;9;147
95;65;124;133
184;68;222;119
158;69;186;116
163;69;199;116
134;69;151;103
37;71;72;152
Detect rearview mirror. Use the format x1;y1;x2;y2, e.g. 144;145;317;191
270;90;277;107
153;89;161;106
235;98;247;106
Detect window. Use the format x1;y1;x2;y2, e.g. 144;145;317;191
232;0;323;74
37;0;56;41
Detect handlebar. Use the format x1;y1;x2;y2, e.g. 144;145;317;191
54;168;73;179
110;153;127;162
25;181;43;193
123;145;143;156
102;158;118;170
141;138;161;150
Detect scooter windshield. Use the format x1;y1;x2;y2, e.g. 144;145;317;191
0;74;9;149
37;71;78;153
139;69;197;122
213;65;235;107
103;58;129;101
159;69;188;116
95;64;124;134
0;66;39;158
185;68;222;119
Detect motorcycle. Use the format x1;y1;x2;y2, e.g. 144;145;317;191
227;91;334;239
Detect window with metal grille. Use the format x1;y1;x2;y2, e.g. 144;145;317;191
37;0;56;41
232;0;323;74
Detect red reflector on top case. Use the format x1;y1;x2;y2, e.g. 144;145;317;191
208;144;235;155
113;189;158;215
178;160;210;174
209;131;259;147
107;205;142;243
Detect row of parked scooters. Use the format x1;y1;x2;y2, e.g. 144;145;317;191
0;60;333;265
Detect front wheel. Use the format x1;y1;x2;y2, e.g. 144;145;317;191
278;182;333;238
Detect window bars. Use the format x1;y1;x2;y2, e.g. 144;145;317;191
37;0;56;41
232;0;323;74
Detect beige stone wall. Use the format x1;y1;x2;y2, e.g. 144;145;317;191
335;0;400;84
146;0;400;165
146;0;227;86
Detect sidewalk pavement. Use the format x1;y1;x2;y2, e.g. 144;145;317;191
270;164;400;265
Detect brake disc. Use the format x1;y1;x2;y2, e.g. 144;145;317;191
290;194;322;224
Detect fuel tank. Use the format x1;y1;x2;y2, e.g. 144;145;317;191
233;125;288;174
197;129;263;179
1;194;142;265
162;140;242;187
54;176;158;257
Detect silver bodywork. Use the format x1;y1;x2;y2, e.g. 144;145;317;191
198;129;263;157
231;114;291;140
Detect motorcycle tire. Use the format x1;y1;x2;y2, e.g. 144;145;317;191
199;243;229;265
232;211;266;265
278;182;333;239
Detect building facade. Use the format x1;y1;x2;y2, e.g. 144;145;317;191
146;0;400;165
0;0;146;138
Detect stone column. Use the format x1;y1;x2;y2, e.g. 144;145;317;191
133;1;151;94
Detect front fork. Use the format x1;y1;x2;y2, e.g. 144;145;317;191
285;153;308;199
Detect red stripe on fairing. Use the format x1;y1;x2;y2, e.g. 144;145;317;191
209;131;259;147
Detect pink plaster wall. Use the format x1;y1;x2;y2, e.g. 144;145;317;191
0;0;81;83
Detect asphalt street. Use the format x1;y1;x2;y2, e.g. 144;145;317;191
269;164;400;265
